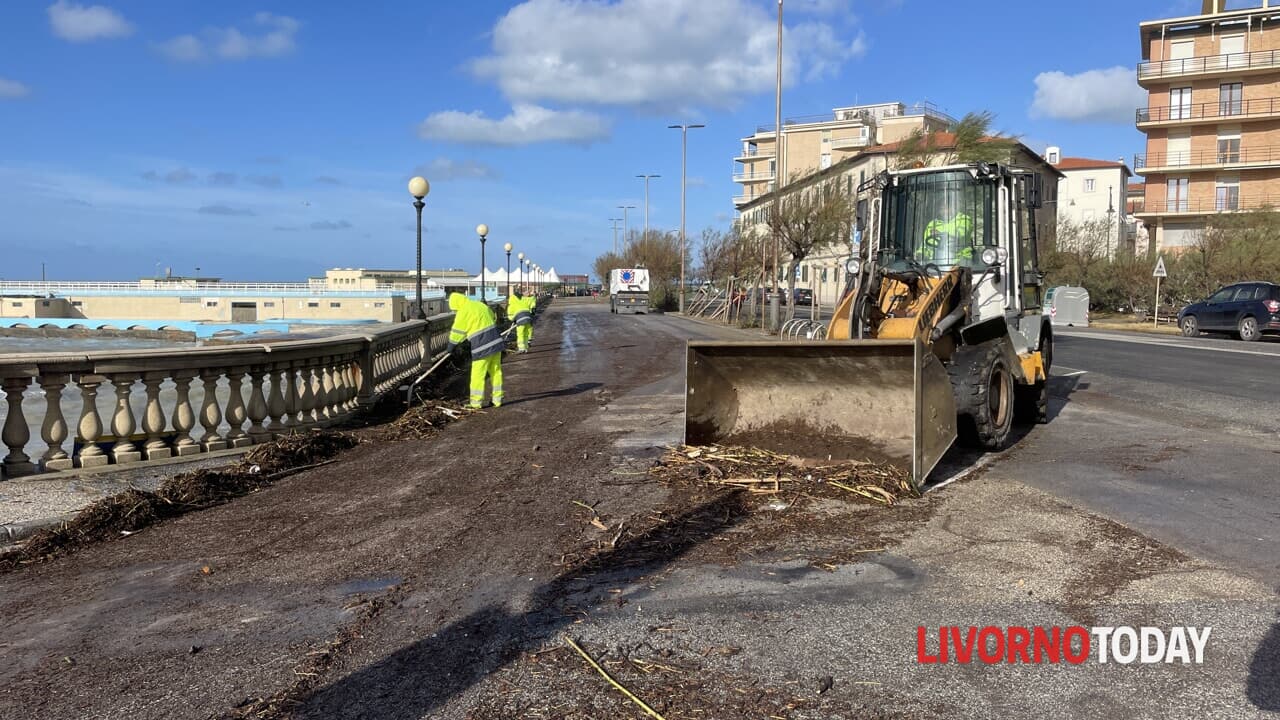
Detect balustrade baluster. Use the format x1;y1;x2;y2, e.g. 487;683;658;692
38;374;73;471
225;369;251;447
284;365;301;430
141;373;172;460
320;359;337;423
2;377;36;477
267;365;287;437
74;376;109;468
200;371;227;451
171;372;199;456
311;361;328;424
109;374;142;463
247;368;270;443
298;364;317;427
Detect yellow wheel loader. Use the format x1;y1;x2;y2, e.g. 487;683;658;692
685;163;1053;488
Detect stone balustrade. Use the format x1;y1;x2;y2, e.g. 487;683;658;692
0;314;456;479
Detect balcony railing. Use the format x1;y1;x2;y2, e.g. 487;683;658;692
831;135;871;150
1133;146;1280;170
735;145;774;160
1137;194;1280;214
732;195;756;206
1136;96;1280;123
733;171;776;182
1138;49;1280;81
754;101;957;135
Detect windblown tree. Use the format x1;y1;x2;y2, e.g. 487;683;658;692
591;229;684;310
894;111;1018;168
764;178;857;320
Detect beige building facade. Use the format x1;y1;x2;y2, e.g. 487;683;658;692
733;101;954;209
1135;0;1280;249
1045;150;1135;256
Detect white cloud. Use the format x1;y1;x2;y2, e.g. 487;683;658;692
470;0;866;110
158;12;299;62
417;158;501;181
417;104;610;146
0;77;31;99
1030;66;1146;124
47;1;133;42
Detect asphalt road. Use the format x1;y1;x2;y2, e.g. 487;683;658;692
1003;327;1280;583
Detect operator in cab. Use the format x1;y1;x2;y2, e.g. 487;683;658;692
917;208;976;264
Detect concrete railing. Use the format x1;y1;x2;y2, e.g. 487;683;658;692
0;315;457;479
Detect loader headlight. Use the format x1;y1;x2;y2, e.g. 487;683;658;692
981;247;1009;266
845;258;862;275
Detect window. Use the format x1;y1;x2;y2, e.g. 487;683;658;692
1169;87;1193;120
262;301;275;307
1219;83;1243;116
71;301;82;307
308;301;319;308
374;302;386;308
820;153;832;169
1208;287;1236;303
10;302;21;308
1167;129;1191;166
1047;150;1060;164
821;130;831;145
1231;286;1256;301
205;301;217;307
1220;33;1245;56
801;265;808;281
1166;177;1189;212
1216;175;1239;210
330;302;341;308
1084;178;1096;193
1217;129;1241;163
180;296;199;303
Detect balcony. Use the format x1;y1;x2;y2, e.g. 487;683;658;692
831;135;871;151
1137;49;1280;85
733;170;776;183
1135;193;1280;216
734;145;775;162
733;194;755;206
1136;96;1280;126
1133;146;1280;173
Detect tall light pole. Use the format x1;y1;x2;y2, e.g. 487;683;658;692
477;224;489;303
616;205;636;247
610;218;623;255
518;252;525;293
769;0;784;331
408;176;431;319
636;175;660;242
668;124;705;313
504;242;513;299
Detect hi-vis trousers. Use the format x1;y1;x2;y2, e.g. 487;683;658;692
516;324;533;351
469;354;504;408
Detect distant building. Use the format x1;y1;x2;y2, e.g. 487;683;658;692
1045;148;1134;256
1134;0;1280;251
733;101;955;209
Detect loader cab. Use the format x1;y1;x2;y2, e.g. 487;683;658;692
877;167;999;273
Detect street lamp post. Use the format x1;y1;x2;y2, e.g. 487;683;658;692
769;0;784;332
668;124;705;314
504;243;513;299
610;218;623;255
408;176;431;319
477;224;489;303
617;205;636;247
635;175;660;242
517;252;525;293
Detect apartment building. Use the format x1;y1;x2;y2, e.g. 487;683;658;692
1135;0;1280;250
733;101;954;209
1045;147;1134;256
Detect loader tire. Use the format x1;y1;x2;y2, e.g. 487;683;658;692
949;339;1015;450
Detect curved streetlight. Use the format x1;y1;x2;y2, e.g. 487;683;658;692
476;223;489;303
503;242;513;299
408;176;431;319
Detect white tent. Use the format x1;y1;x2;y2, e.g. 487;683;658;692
469;268;504;283
544;267;561;284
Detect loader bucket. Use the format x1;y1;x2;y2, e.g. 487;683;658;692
684;339;957;488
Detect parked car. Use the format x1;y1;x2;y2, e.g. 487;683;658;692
792;288;814;306
1177;281;1280;341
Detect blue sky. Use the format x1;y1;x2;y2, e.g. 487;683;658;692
0;0;1205;281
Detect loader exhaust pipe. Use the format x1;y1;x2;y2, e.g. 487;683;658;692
684;339;957;488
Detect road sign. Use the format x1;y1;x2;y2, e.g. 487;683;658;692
1153;256;1168;278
